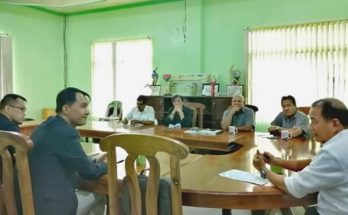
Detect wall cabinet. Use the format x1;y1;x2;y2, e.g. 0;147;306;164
147;96;232;129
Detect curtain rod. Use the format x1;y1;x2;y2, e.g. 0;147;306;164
245;18;348;31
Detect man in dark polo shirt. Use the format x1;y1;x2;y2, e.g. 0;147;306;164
0;93;27;132
0;93;27;215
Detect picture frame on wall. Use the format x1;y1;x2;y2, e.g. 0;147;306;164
202;83;219;96
226;85;243;96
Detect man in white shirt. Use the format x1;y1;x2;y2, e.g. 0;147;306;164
122;95;156;126
253;98;348;215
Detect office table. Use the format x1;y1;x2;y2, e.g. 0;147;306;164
78;121;241;151
20;121;318;209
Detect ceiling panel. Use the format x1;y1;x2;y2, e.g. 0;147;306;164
0;0;153;14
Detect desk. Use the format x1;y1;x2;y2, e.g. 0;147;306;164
20;121;318;209
78;121;240;151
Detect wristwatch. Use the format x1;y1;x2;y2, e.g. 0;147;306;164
260;168;267;179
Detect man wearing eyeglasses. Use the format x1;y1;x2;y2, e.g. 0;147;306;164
0;93;27;215
0;93;27;132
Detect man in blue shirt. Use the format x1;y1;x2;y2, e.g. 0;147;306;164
268;95;310;138
221;95;255;131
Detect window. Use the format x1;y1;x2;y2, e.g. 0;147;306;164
0;35;13;98
248;21;348;128
91;38;152;119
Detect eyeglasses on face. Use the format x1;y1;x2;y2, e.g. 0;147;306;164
9;105;27;112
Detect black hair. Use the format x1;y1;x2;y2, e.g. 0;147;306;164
281;95;297;107
312;98;348;127
137;95;147;104
0;94;27;110
172;94;183;102
56;87;90;113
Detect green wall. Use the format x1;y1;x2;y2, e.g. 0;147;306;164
2;0;348;120
66;0;348;94
0;5;63;119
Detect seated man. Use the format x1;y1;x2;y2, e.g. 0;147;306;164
221;95;255;131
253;98;348;215
0;94;27;214
268;95;309;138
0;94;27;157
122;95;156;125
29;87;107;215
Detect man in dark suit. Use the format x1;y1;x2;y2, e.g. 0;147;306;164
0;94;27;214
28;87;107;215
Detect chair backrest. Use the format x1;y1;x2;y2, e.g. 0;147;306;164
298;106;310;115
0;131;34;215
182;102;206;128
100;133;189;215
105;101;123;119
42;107;56;120
245;104;258;113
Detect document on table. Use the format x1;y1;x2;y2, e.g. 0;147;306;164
219;169;269;185
184;128;222;136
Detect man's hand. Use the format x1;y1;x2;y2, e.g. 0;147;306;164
231;106;241;113
130;120;143;126
268;125;280;132
253;150;266;171
262;151;277;164
122;118;129;125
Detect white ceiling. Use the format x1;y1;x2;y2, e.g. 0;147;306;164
0;0;153;14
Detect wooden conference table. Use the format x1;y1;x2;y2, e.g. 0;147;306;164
20;121;318;210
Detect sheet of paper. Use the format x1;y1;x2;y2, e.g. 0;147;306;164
219;169;269;185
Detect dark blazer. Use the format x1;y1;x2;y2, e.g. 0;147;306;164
29;115;107;215
164;106;193;127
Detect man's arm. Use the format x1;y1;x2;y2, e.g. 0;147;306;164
268;113;282;132
56;131;107;180
221;108;236;130
271;156;311;171
253;151;288;192
237;108;255;131
291;112;310;137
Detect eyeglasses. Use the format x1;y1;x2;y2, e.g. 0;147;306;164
9;105;27;112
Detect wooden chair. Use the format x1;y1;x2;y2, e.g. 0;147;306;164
0;131;34;215
183;102;206;128
298;106;310;115
100;133;189;215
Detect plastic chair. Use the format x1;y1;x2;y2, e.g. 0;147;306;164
100;133;189;215
0;131;35;215
103;101;123;120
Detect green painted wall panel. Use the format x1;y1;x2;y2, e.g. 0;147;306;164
0;5;63;119
2;0;348;120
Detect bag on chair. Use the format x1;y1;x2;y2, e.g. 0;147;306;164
120;174;172;215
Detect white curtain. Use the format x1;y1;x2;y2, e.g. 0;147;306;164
91;38;152;119
0;35;13;98
248;21;348;125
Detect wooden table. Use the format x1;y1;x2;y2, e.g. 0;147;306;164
20;121;318;209
78;121;242;151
